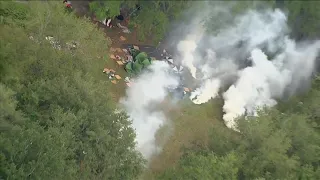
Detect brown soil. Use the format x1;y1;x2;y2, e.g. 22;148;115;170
71;1;158;101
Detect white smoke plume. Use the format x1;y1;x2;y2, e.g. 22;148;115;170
177;6;320;130
208;9;288;53
190;78;220;104
175;10;207;79
223;40;320;130
120;61;179;160
223;48;288;130
177;40;198;78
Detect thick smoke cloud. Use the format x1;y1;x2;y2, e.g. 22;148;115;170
179;6;320;130
120;61;179;160
223;48;289;129
190;78;221;104
223;40;320;130
121;2;320;161
177;40;198;78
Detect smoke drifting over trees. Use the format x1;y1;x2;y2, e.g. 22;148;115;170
177;6;320;130
1;1;319;180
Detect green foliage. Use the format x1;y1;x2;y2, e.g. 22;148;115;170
236;112;300;179
159;152;239;180
132;61;143;74
136;52;148;64
131;1;192;43
283;1;320;39
0;1;144;179
0;1;29;27
0;84;24;132
89;1;122;21
125;51;152;75
128;1;167;42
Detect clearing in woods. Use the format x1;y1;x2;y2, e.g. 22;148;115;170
72;0;156;101
72;1;222;178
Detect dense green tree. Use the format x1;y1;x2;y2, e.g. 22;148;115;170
237;111;300;179
159;151;239;180
282;1;320;40
0;1;144;179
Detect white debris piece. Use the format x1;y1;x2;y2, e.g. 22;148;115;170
125;77;131;83
126;55;133;62
179;66;184;72
45;36;61;50
66;41;78;50
107;19;111;26
102;18;107;25
172;66;183;74
173;66;178;72
117;23;130;33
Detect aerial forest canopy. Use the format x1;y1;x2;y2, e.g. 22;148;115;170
1;1;320;180
0;1;144;179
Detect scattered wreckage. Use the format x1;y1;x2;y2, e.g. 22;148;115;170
29;35;79;55
103;68;123;85
122;45;184;76
100;15;131;34
107;44;191;98
31;34;190;98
